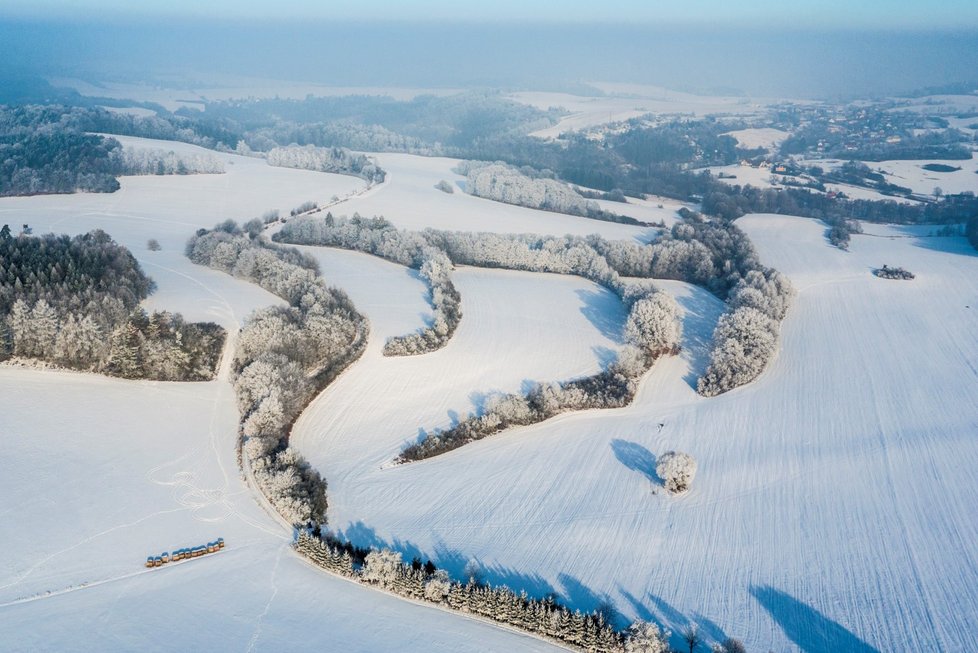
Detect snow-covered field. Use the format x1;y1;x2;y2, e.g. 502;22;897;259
723;128;790;150
511;85;773;139
328;152;659;241
290;215;978;653
0;139;571;652
4;134;978;652
872;155;978;196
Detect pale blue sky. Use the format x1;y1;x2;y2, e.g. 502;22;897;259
2;0;977;28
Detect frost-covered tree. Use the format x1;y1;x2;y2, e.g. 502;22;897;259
424;569;452;602
362;549;404;588
656;450;697;494
712;638;747;653
623;620;670;653
624;291;682;354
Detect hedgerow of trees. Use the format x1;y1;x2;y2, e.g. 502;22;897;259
276;210;794;420
458;160;647;226
186;222;368;525
295;531;673;653
266;144;386;183
0;228;224;380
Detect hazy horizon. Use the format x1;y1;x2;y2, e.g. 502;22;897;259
1;17;977;100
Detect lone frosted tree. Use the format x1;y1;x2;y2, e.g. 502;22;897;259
656;451;697;494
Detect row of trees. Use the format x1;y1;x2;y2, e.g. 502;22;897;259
383;250;462;356
459;161;645;226
276;211;791;409
295;532;673;653
967;216;978;251
186;222;368;525
270;214;463;356
0;229;224;380
266;144;386;183
117;146;225;176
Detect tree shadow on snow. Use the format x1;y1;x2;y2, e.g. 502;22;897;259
611;439;661;485
751;585;880;653
576;288;625;343
620;589;732;650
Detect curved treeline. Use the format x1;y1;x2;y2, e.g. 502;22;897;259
275;212;794;459
272;214;462;356
0;228;224;380
186;221;368;525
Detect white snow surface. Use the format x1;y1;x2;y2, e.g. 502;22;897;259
290;215;978;653
322;152;657;241
0;141;570;652
4;136;978;652
722;128;791;150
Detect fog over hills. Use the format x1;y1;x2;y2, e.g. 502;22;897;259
1;19;977;99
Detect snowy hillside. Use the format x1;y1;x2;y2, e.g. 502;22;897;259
3;132;978;652
289;214;978;652
0;138;569;652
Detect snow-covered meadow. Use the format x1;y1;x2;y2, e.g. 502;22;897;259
289;214;978;653
0;138;571;652
3;132;978;653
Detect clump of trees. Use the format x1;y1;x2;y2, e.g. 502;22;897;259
295;531;672;653
266;144;386;183
0;228;224;380
697;267;794;397
656;451;697;494
874;265;915;280
187;223;368;525
117;146;225;176
826;216;863;250
459;161;646;225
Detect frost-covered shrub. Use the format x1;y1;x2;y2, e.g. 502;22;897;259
435;179;454;193
424;569;452;602
712;638;747;653
874;264;915;280
656;450;697;494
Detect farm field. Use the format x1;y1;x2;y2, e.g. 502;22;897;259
290;213;978;653
2;133;977;652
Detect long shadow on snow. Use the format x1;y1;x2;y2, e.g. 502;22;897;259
907;234;978;259
610;439;661;486
619;589;731;649
751;584;880;653
334;521;628;619
576;288;626;343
